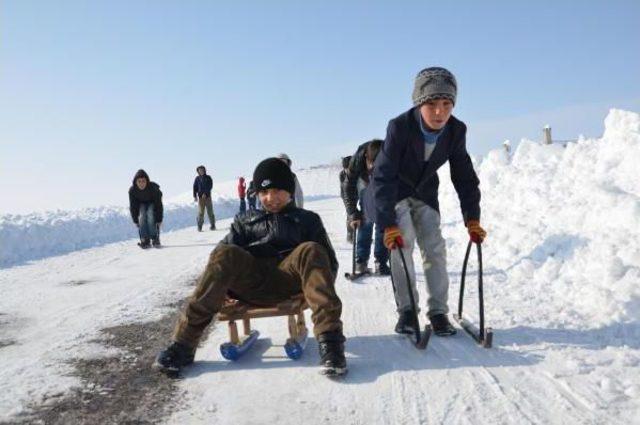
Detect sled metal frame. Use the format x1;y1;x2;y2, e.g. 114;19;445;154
344;225;358;279
389;247;431;350
454;241;493;348
217;294;309;349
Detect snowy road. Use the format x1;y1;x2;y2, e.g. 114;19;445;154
2;196;637;424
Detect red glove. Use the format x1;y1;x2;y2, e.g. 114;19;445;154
466;220;486;244
383;226;404;249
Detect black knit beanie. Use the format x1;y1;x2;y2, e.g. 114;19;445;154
252;158;296;195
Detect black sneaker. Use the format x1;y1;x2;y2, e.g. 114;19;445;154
429;314;457;336
153;342;195;374
138;238;151;249
375;261;391;276
394;310;418;334
317;331;347;376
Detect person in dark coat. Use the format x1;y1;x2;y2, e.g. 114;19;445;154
339;156;354;243
154;158;346;375
343;140;389;275
193;165;216;231
373;66;486;336
128;169;163;248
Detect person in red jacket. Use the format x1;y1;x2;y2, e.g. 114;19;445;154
238;176;247;213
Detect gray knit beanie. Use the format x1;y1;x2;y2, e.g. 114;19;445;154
412;67;457;106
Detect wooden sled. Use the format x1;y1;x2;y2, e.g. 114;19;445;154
217;294;310;360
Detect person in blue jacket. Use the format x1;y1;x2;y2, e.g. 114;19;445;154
193;165;216;231
373;67;487;336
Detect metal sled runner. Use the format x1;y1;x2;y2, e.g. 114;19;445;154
453;241;493;348
217;294;310;360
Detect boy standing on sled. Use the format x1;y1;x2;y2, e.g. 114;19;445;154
155;158;346;375
373;67;486;336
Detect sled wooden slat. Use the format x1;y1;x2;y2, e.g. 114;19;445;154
228;320;240;344
218;294;308;321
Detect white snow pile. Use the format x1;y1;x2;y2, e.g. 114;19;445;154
466;108;640;327
0;196;238;268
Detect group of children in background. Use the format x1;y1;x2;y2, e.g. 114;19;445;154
127;153;303;248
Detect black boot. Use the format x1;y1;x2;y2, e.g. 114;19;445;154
153;341;195;374
197;223;203;232
151;237;161;248
317;331;347;376
210;223;216;231
429;313;457;336
394;310;418;334
138;238;151;249
374;261;391;276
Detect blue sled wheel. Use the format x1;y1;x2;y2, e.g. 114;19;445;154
284;341;304;360
284;332;308;360
220;330;260;361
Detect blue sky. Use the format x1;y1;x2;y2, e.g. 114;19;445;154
2;1;639;213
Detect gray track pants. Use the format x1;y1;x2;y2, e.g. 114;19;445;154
390;197;449;317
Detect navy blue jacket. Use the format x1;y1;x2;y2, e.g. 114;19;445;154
373;108;480;228
193;174;213;198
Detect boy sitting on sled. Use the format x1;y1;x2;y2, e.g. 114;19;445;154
154;158;346;375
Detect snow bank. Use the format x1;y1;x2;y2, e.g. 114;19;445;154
0;197;238;268
466;108;640;327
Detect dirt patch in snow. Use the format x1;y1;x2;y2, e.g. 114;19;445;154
16;298;207;425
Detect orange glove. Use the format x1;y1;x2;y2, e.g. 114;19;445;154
466;220;486;244
383;225;404;249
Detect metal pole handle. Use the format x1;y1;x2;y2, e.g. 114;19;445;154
397;248;421;345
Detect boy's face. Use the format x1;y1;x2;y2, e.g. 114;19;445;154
419;98;453;130
198;168;205;176
258;188;291;213
136;177;148;190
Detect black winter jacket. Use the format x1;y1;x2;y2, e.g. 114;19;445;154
339;170;349;210
343;141;371;218
129;182;163;224
221;203;338;275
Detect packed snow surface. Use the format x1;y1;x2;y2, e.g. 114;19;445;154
1;109;639;423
